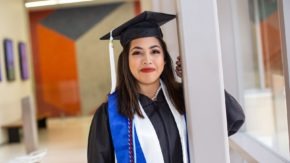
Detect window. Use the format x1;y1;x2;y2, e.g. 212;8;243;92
232;0;289;159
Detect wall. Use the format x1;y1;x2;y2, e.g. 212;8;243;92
29;2;139;116
29;9;82;117
0;0;35;144
76;3;136;115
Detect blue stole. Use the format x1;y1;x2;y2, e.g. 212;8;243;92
107;92;146;163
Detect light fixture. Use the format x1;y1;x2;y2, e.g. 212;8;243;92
25;0;94;8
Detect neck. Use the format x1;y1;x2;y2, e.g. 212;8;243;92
139;80;161;99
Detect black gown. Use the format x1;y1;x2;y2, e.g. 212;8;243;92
87;89;245;163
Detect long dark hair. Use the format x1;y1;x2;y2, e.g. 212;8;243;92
116;37;185;119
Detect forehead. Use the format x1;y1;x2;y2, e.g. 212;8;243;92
129;37;161;48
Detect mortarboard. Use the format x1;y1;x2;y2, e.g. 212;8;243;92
100;11;176;47
100;11;176;94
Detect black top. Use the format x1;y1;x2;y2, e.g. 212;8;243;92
139;91;183;163
87;89;245;163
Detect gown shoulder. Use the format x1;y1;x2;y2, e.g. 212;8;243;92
87;102;115;163
177;84;245;136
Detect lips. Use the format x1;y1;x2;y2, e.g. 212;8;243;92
140;68;155;73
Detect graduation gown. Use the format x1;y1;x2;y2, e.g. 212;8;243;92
87;89;245;163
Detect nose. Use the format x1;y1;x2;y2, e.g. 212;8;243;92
143;52;152;65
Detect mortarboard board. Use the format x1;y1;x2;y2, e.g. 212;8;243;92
100;11;176;47
100;11;176;94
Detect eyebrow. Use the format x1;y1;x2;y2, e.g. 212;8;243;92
149;45;161;49
130;46;143;52
130;45;161;52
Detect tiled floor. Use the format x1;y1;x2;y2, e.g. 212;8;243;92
0;116;92;163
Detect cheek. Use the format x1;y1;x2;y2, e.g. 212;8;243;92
160;62;165;72
158;58;165;70
128;58;133;73
129;57;138;74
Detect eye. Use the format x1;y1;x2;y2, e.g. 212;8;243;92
152;49;161;54
131;51;142;55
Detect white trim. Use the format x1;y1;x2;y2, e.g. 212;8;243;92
114;153;117;163
278;0;290;152
230;133;290;162
253;0;266;89
134;103;164;163
132;122;137;163
109;32;116;94
160;81;188;163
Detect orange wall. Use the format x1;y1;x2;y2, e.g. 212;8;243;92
30;11;80;117
134;0;141;14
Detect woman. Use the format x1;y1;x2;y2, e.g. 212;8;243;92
88;11;244;163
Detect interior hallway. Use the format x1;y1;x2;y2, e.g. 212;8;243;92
0;116;92;163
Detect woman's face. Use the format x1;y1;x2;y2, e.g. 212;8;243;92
129;37;165;87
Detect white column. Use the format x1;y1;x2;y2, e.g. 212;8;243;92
278;0;290;152
216;0;241;99
216;0;245;162
176;0;230;163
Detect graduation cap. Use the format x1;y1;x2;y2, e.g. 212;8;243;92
100;11;176;94
100;11;176;47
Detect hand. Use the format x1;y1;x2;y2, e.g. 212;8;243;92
175;56;182;78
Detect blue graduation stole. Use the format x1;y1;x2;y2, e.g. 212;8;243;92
107;92;146;163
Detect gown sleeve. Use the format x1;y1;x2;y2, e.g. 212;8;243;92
178;83;245;136
87;103;115;163
224;90;245;136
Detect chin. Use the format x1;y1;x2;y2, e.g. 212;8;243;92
138;78;160;85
